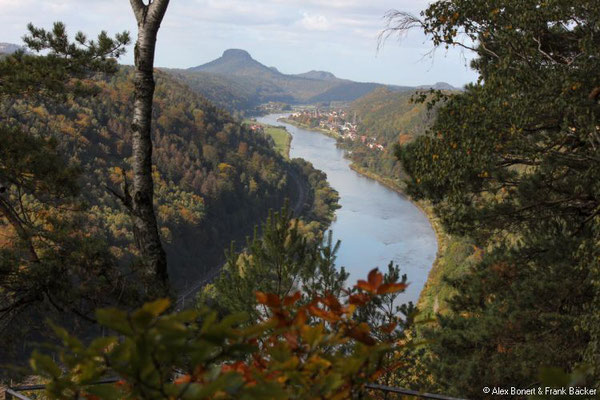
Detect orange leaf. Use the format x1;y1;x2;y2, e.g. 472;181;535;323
377;282;407;295
368;269;383;289
256;291;281;308
347;323;376;346
293;309;308;326
265;293;281;308
283;291;301;307
323;294;343;313
380;321;398;334
174;375;191;384
355;280;375;293
284;331;299;349
255;291;268;304
349;293;371;306
308;305;340;322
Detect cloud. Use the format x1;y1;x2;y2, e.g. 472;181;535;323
0;0;478;87
299;13;330;31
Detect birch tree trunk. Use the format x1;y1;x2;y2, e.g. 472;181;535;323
128;0;170;283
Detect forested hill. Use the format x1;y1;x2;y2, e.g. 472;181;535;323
350;87;434;145
336;88;440;187
3;67;329;290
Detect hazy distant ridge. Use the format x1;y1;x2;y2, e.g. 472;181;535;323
166;49;458;111
0;42;24;54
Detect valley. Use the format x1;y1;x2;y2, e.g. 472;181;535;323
3;0;598;394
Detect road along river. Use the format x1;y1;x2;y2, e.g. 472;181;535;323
257;114;437;305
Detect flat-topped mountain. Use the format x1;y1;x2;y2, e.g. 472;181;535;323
417;81;460;91
190;49;282;79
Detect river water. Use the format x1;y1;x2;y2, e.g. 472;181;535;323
257;114;437;304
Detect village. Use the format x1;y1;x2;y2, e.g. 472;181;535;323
287;109;385;151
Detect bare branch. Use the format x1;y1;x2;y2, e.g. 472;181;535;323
377;10;424;53
533;36;557;64
479;40;501;60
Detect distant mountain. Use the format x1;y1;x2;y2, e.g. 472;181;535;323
416;82;461;91
0;42;24;55
190;49;279;78
294;70;338;81
175;49;408;110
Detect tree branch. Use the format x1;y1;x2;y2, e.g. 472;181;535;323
147;0;170;26
129;0;148;24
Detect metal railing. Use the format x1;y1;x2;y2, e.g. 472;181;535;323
5;378;119;400
4;380;466;400
366;383;467;400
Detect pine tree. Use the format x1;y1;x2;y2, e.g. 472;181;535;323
203;205;348;321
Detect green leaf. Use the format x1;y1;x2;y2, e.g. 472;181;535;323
85;384;123;400
30;351;62;378
141;298;171;316
96;308;133;335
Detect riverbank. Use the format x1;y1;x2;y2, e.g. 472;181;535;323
278;117;341;140
258;113;438;305
349;162;476;318
244;119;291;158
347;164;450;313
277;115;450;312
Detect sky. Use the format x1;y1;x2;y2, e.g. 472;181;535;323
0;0;478;87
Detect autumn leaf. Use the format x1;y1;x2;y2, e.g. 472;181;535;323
174;374;191;384
255;291;281;308
284;331;299;349
356;269;385;293
308;305;341;323
293;309;308;326
322;294;343;314
283;291;301;307
355;280;375;293
349;293;371;306
255;291;268;304
377;282;407;295
347;323;376;346
368;268;383;289
380;322;398;334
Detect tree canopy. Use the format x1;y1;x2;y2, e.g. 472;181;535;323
385;0;600;395
0;23;136;369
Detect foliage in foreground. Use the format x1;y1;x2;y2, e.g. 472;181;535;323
31;270;409;400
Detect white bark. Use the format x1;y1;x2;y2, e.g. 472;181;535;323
128;0;170;283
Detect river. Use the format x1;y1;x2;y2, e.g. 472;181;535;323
257;114;437;305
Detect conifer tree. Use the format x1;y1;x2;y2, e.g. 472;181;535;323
204;205;348;321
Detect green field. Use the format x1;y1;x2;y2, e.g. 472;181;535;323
245;120;291;158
